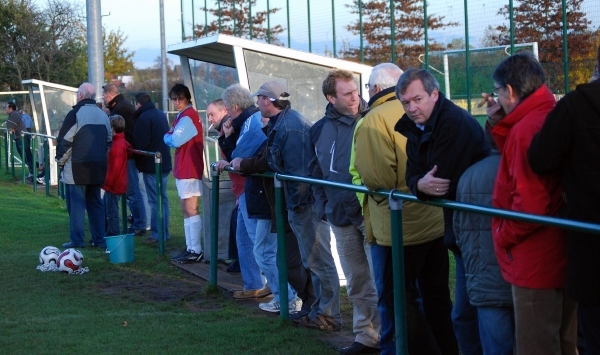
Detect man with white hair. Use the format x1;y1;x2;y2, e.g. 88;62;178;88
56;82;112;249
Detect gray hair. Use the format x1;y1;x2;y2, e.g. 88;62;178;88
395;69;440;97
221;84;254;111
369;63;403;90
78;83;96;100
492;51;545;100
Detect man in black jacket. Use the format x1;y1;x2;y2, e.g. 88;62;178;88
395;69;490;355
132;92;172;243
528;47;600;354
103;83;146;236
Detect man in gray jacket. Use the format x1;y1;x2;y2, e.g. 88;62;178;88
311;69;380;355
6;102;32;176
56;83;112;249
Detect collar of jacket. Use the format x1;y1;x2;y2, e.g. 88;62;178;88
107;93;124;110
324;98;368;125
368;87;397;108
491;85;555;144
232;105;259;133
134;100;155;118
396;90;447;135
73;98;97;108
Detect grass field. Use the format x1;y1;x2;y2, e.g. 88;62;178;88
0;164;456;355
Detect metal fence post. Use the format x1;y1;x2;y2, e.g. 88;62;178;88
120;195;128;234
3;130;8;172
20;134;26;183
43;139;50;196
31;134;37;192
10;133;15;178
210;163;220;286
389;190;409;355
155;152;164;255
274;174;289;319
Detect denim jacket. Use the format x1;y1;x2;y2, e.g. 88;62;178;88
266;106;314;211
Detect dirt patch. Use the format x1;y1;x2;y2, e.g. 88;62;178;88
95;267;359;352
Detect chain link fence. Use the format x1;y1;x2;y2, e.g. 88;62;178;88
180;0;600;113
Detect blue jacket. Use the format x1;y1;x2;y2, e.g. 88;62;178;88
454;153;512;307
132;101;172;174
266;106;314;211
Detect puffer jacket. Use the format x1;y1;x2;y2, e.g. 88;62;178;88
353;88;444;246
454;153;512;307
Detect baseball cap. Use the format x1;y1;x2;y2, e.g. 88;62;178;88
250;80;289;101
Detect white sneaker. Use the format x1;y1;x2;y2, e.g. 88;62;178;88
258;298;300;313
259;299;281;313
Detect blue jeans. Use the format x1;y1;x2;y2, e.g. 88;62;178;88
579;303;600;355
237;195;265;291
65;184;105;247
288;205;341;323
254;219;295;302
104;191;121;236
127;160;146;230
143;172;170;241
477;306;515;355
371;244;396;355
452;253;483;355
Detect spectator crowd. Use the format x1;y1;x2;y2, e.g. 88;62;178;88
42;46;600;355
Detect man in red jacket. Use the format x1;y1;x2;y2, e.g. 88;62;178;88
483;52;577;355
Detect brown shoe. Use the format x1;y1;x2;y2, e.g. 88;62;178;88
232;285;271;299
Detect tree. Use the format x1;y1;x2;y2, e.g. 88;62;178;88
490;0;594;91
103;29;135;81
194;0;285;45
342;0;457;68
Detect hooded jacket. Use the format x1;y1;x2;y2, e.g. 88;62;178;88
132;101;172;174
395;91;490;254
491;84;566;289
103;132;130;195
528;81;600;305
353;87;444;246
310;99;367;228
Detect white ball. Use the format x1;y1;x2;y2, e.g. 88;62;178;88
57;248;84;274
39;246;61;265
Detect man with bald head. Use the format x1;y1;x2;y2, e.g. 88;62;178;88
56;82;112;249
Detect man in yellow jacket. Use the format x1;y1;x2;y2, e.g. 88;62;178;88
353;63;455;355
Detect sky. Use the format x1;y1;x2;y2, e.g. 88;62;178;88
77;0;183;69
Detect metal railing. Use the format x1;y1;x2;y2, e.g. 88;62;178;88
209;163;600;355
0;130;167;255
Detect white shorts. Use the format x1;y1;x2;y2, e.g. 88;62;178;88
175;178;202;199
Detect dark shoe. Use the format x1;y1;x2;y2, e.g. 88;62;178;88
232;285;271;299
143;237;157;245
294;314;341;332
127;214;133;223
226;260;240;273
172;250;190;261
62;242;85;249
134;229;146;237
177;251;204;264
338;342;380;354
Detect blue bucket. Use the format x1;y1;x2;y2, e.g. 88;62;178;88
104;234;134;264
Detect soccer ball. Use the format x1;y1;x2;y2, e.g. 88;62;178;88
39;246;61;265
57;248;84;274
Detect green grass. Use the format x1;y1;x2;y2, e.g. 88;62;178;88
0;169;340;355
0;165;457;355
